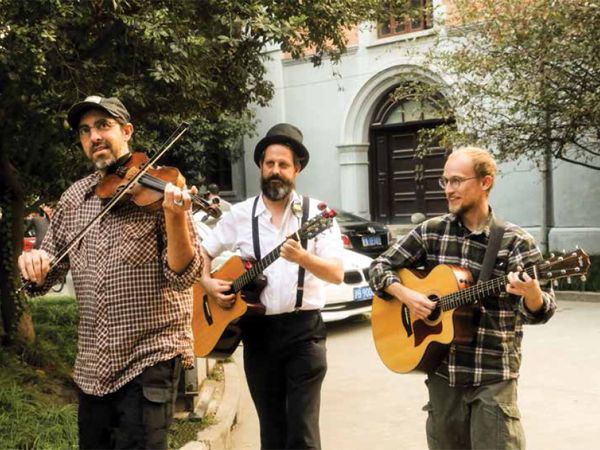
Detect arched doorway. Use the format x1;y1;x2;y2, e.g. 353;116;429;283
369;87;452;224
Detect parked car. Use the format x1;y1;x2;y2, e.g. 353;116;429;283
334;209;392;259
193;213;374;323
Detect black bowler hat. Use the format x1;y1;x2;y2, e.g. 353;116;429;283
67;95;131;129
253;123;309;170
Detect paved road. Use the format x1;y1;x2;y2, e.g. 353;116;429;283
231;301;600;449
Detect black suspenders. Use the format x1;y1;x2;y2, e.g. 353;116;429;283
251;195;310;310
295;196;310;309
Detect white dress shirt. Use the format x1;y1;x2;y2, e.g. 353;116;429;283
202;191;343;314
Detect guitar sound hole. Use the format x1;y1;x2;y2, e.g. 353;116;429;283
426;295;441;322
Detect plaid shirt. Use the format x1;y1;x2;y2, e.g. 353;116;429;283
27;172;202;396
369;211;555;387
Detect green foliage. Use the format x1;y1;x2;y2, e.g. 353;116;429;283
0;381;78;450
25;296;79;367
0;296;78;449
416;0;600;170
0;0;409;191
168;415;215;449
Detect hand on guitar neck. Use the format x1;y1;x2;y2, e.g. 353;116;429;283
386;282;437;321
506;266;544;313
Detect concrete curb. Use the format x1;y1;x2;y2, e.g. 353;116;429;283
181;361;241;450
556;290;600;303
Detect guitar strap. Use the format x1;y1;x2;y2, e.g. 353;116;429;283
250;195;310;310
478;216;506;283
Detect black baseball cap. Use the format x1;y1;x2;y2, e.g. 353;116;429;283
67;95;131;130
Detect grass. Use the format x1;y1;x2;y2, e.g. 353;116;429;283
0;295;79;450
168;414;216;449
1;295;214;449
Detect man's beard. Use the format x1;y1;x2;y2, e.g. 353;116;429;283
448;198;472;216
91;143;117;170
261;174;294;201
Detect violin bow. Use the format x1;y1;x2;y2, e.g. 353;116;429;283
16;122;190;295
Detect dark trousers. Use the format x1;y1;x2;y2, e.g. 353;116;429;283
78;357;181;450
242;310;327;450
424;373;525;450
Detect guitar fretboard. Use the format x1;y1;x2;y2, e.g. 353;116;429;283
438;266;537;311
231;235;297;293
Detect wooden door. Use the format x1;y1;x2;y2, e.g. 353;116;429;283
370;122;448;224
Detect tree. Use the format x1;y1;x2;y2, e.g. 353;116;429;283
0;0;409;344
412;0;600;170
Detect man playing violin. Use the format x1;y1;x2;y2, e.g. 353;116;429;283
198;123;344;449
18;95;203;450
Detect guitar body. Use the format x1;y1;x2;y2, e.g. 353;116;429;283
371;264;477;373
191;204;338;358
192;256;265;358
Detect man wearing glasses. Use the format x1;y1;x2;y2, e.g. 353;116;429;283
369;146;556;449
18;95;202;449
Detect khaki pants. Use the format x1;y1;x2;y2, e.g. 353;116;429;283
423;374;525;450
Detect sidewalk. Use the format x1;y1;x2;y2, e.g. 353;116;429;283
181;290;600;449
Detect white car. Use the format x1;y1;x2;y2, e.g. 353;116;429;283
194;213;374;323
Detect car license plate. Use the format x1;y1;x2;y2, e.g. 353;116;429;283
361;235;382;247
353;286;373;301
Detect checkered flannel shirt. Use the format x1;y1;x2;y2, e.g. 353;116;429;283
369;211;556;387
27;172;203;396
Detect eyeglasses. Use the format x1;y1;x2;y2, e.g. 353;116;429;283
438;176;479;189
77;118;118;138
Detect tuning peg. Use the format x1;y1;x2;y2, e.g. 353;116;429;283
328;210;337;218
553;280;559;288
317;202;327;211
567;277;572;284
581;275;587;282
550;253;555;258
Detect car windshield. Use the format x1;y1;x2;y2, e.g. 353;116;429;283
333;209;368;224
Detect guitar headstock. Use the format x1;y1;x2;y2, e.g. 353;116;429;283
299;203;337;240
537;248;590;282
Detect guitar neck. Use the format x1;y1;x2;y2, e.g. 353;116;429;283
438;265;537;311
231;231;301;293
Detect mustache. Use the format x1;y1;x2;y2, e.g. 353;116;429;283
265;174;285;183
91;141;110;153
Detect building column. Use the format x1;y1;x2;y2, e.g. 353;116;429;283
337;144;370;218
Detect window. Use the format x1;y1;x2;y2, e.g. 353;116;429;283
378;0;432;38
205;150;233;192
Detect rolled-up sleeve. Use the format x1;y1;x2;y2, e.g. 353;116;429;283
161;212;203;291
369;226;426;300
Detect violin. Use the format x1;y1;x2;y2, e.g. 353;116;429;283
95;151;222;218
16;122;208;295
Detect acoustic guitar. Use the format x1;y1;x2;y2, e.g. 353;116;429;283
192;203;336;358
371;248;590;373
